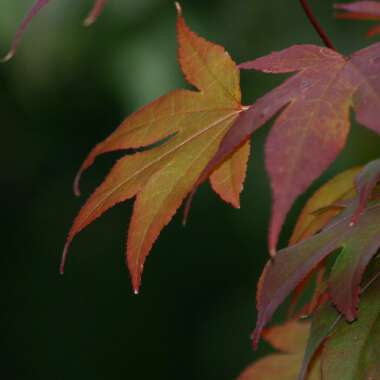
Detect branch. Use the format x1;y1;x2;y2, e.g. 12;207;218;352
299;0;337;51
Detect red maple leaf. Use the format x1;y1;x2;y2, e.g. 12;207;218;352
189;43;380;254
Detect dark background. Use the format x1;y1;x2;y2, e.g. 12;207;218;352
1;1;379;379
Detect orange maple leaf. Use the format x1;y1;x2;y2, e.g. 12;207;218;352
237;320;321;380
62;3;250;293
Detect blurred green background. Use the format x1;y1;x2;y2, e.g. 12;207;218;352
1;1;379;379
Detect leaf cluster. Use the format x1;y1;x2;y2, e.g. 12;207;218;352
3;1;380;379
55;3;379;378
251;159;380;379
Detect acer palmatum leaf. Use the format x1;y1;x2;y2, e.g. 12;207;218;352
298;258;380;380
290;167;361;245
63;3;250;293
351;157;380;224
297;301;340;380
321;274;380;379
189;43;380;255
253;201;380;348
237;321;321;380
288;167;360;319
290;159;380;239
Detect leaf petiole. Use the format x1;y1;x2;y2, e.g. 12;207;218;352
299;0;337;51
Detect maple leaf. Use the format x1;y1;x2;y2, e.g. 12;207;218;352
3;0;108;62
297;301;341;380
290;166;361;245
237;320;321;380
252;200;380;348
350;157;380;224
297;258;380;380
335;1;380;37
277;161;380;351
288;167;360;318
188;43;380;255
62;3;249;293
288;157;380;233
321;269;380;380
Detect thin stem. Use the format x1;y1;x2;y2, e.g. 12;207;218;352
299;0;337;51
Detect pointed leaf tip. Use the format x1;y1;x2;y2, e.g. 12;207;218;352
83;18;93;28
84;0;109;27
269;218;281;257
131;273;142;295
2;51;14;64
67;3;243;291
251;325;263;350
269;248;277;258
175;2;182;16
182;192;195;226
3;0;50;61
73;171;82;197
351;157;380;225
60;243;69;275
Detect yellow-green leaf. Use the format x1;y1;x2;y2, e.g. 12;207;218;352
62;3;249;293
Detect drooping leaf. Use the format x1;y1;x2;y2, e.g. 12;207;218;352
290;167;360;245
253;201;380;347
3;0;109;61
321;274;380;380
237;320;321;380
351;157;380;224
298;256;380;380
297;301;341;380
290;158;380;244
209;141;250;208
288;167;360;314
262;320;310;353
288;264;328;321
188;43;380;254
335;1;380;37
289;162;380;313
63;3;250;293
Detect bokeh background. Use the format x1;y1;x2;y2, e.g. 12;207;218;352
1;1;379;379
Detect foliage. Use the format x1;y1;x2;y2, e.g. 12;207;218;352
237;321;321;380
62;4;249;293
190;42;380;254
63;1;380;378
4;1;380;379
255;198;380;338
